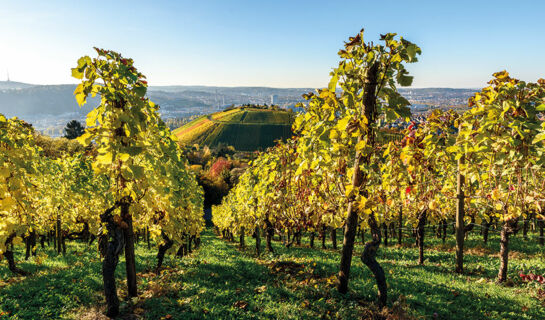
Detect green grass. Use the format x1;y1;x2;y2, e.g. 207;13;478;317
202;123;292;151
240;109;293;124
172;115;208;135
0;241;163;319
173;107;294;151
1;228;544;319
215;109;245;123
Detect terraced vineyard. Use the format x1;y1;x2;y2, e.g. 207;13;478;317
173;107;295;151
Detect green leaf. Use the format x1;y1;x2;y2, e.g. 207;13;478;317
130;165;145;179
406;44;418;62
397;71;413;87
126;146;145;156
134;85;147;98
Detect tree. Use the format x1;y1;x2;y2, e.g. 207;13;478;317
63;120;85;139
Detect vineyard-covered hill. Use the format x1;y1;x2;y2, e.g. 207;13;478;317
173;107;295;151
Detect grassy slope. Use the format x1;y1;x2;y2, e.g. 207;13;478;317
211;108;244;121
173;117;217;145
0;241;160;319
172;116;208;135
240;109;292;124
202;123;292;151
174;108;293;151
1;228;544;319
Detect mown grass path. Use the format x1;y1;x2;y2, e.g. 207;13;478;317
1;228;544;319
127;229;545;319
134;230;371;320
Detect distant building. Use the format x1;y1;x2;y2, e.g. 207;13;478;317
271;94;278;105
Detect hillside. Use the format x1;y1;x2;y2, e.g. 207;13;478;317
0;81;474;135
173;107;295;151
0;80;37;90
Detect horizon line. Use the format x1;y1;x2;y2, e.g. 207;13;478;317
0;80;481;91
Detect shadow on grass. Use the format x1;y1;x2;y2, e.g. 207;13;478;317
0;241;160;320
1;228;544;320
220;229;545;320
142;232;314;320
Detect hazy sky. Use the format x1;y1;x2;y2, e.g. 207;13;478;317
1;0;544;88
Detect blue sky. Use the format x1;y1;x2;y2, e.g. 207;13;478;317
0;0;544;88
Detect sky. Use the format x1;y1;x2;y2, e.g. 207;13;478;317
0;0;544;88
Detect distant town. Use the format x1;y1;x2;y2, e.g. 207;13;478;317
0;80;477;136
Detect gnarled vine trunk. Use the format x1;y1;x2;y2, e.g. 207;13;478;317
176;244;185;257
56;214;62;255
122;202;137;298
337;61;379;294
361;214;386;307
497;218;519;283
265;218;274;253
321;225;327;249
295;230;302;246
416;210;427;265
194;236;201;249
156;233;173;271
330;227;337;250
4;250;30;276
4;233;30;276
24;231;36;260
255;227;261;256
483;219;490;244
100;206;125;318
239;227;245;249
40;234;46;249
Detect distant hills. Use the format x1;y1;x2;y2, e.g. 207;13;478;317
0;84;99;118
0;80;477;136
173;107;294;151
0;80;37;90
0;81;311;119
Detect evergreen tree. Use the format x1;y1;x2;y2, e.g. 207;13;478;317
63;120;84;139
